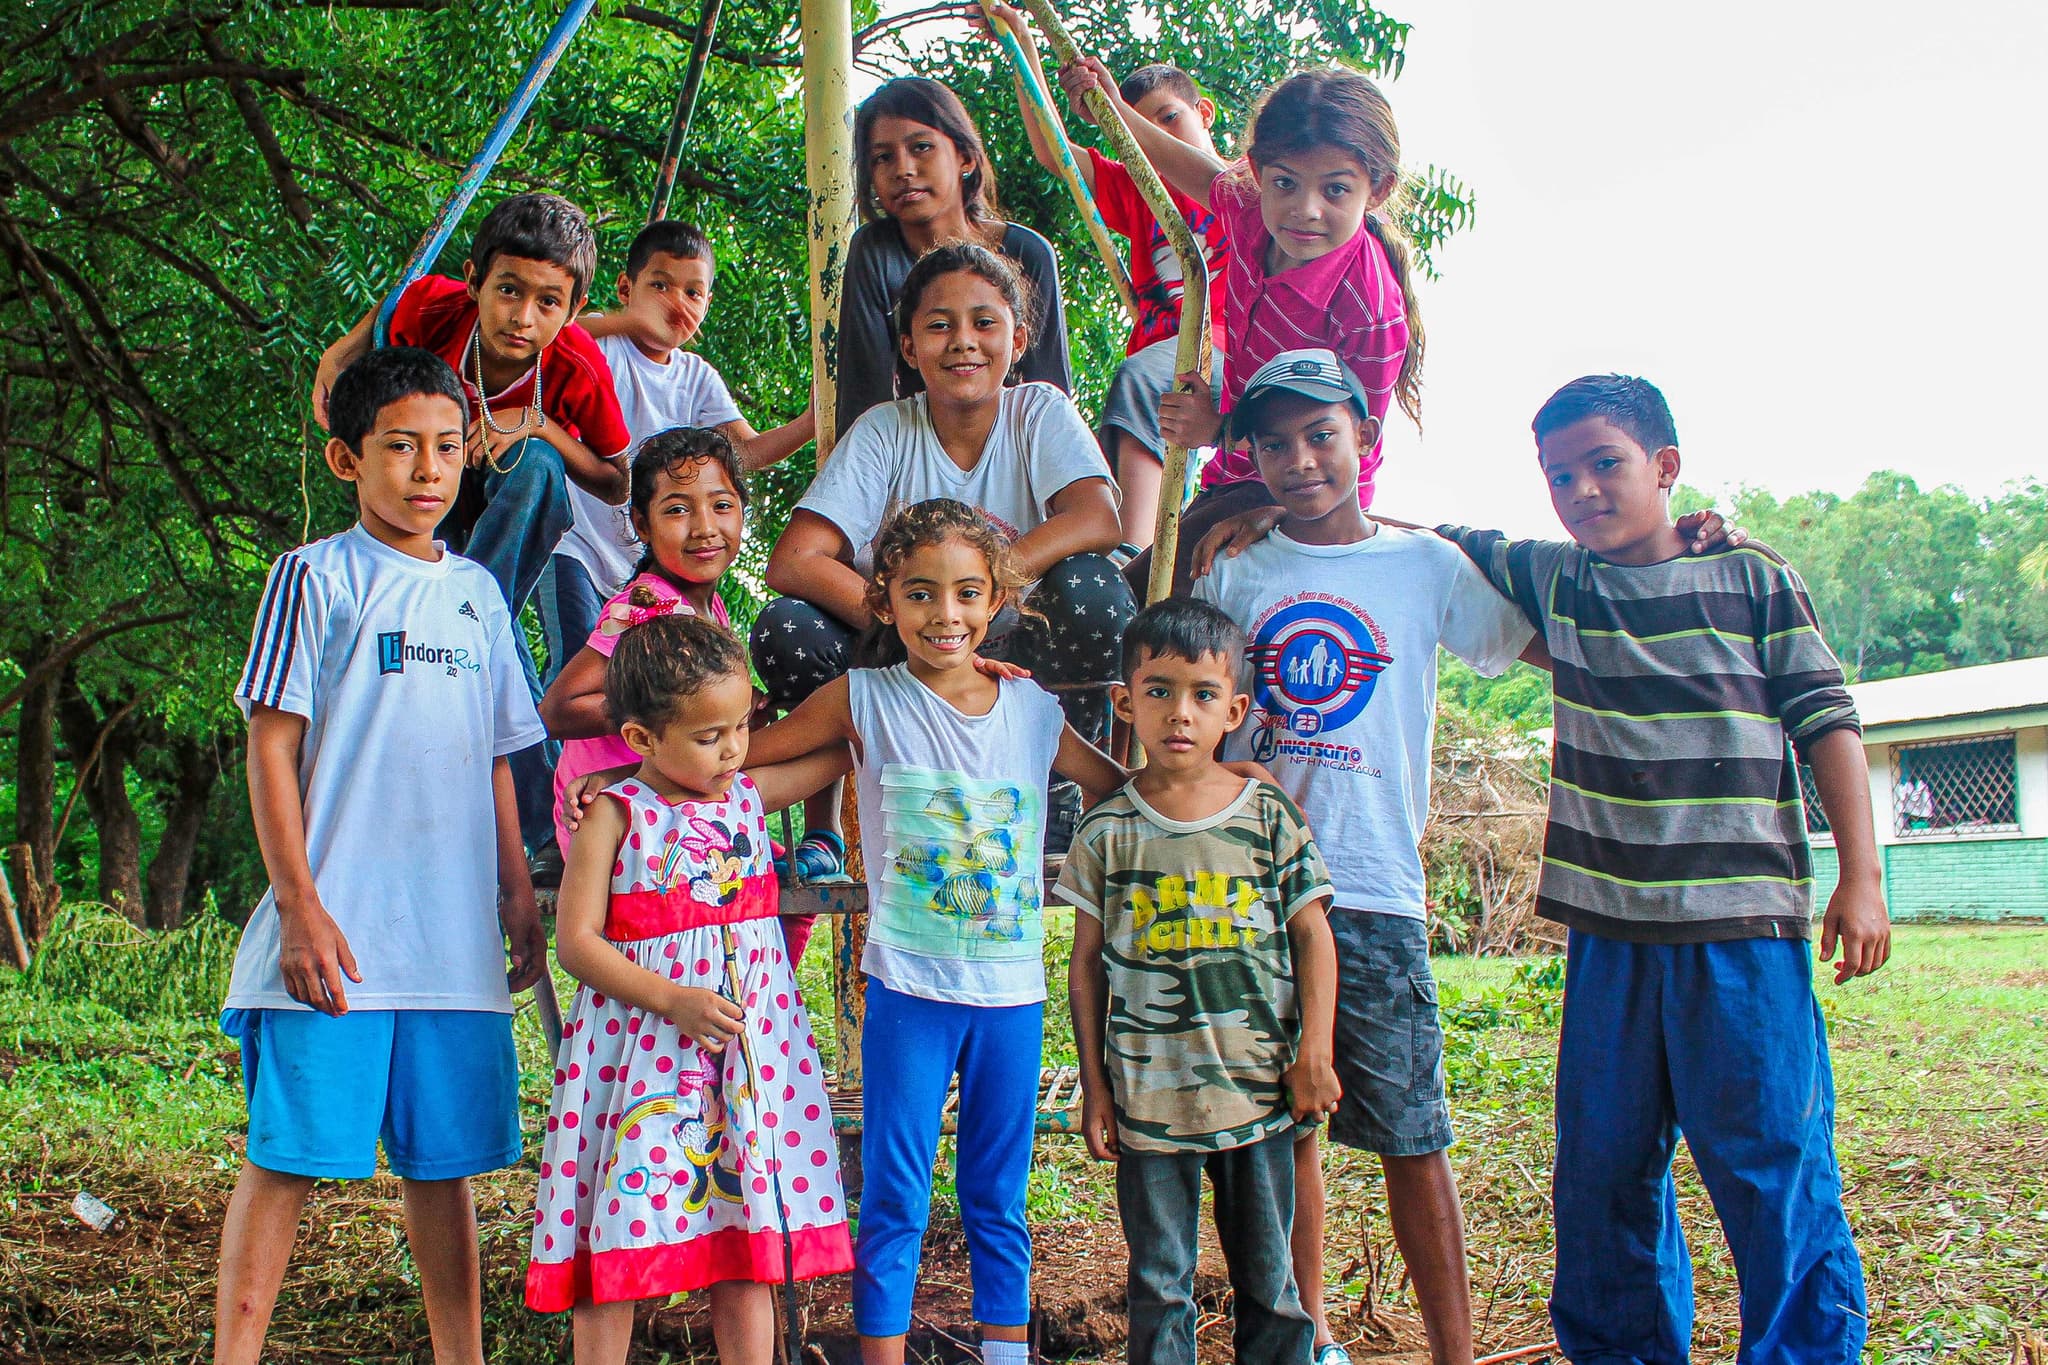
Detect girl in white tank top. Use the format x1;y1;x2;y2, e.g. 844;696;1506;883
747;499;1125;1359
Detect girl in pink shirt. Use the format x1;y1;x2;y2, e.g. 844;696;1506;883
1063;65;1425;596
541;426;745;852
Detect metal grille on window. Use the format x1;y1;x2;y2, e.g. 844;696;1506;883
1796;763;1830;835
1890;733;2019;838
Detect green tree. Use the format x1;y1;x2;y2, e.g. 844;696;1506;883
1;0;1467;928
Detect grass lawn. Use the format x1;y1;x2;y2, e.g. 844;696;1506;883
2;920;2043;1361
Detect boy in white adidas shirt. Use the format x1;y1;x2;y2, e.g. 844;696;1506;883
1193;350;1539;1365
215;347;546;1364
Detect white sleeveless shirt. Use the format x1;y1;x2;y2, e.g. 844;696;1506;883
847;664;1065;1005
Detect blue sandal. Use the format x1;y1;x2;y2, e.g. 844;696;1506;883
776;830;847;884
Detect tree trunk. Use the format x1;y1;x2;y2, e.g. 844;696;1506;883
12;665;60;942
144;738;223;930
55;679;146;921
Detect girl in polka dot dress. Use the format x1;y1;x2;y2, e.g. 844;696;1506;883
526;613;854;1364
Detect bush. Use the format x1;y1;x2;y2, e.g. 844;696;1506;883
26;899;238;1020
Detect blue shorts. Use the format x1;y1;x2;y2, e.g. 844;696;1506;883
225;1007;521;1181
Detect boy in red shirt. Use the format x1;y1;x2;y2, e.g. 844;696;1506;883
313;191;632;851
978;6;1231;551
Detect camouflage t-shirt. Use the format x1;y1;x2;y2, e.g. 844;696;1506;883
1052;779;1334;1153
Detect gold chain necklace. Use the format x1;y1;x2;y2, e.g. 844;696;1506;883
469;327;545;473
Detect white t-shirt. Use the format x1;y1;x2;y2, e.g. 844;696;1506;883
226;525;545;1011
1195;526;1533;918
848;664;1066;1006
562;337;745;593
795;382;1115;582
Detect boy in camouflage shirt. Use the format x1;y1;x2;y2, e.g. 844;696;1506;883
1054;599;1341;1365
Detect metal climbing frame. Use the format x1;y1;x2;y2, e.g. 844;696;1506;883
798;0;1213;1133
371;0;601;346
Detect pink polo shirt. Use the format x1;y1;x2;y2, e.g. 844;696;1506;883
1202;172;1409;508
550;572;729;851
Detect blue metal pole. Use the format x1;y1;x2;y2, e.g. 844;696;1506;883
374;0;601;345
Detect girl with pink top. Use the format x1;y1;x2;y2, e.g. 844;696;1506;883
541;427;748;851
1061;65;1426;598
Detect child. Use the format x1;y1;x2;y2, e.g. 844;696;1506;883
1192;349;1539;1365
525;614;855;1364
976;6;1231;549
561;220;815;655
1435;374;1890;1361
1061;64;1422;595
1054;598;1341;1365
311;190;633;855
216;347;546;1364
746;498;1128;1365
753;243;1133;854
540;427;749;860
836;76;1073;438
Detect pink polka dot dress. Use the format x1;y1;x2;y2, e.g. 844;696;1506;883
524;775;853;1312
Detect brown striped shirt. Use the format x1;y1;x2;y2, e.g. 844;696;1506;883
1440;529;1860;943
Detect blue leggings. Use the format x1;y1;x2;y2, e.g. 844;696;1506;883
1550;932;1867;1364
853;980;1042;1336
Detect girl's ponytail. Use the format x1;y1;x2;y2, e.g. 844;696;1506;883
1363;211;1424;427
1247;69;1426;425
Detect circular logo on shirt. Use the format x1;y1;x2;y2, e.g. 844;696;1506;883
1246;596;1392;744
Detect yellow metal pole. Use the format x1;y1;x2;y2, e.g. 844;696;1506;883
802;0;856;463
800;0;867;1133
1013;0;1209;605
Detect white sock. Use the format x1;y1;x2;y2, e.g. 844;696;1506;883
982;1338;1029;1365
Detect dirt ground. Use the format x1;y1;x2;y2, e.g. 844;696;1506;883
1;1152;1452;1365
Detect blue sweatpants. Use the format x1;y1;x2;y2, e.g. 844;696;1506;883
1550;932;1867;1365
853;980;1042;1336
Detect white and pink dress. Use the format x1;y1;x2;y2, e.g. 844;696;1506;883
525;774;852;1311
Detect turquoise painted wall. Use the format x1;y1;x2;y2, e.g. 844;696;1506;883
1809;839;2048;921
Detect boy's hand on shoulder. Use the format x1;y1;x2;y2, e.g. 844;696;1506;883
972;654;1034;683
501;889;548;993
1283;1050;1342;1124
1820;875;1892;985
1191;506;1286;580
669;986;747;1054
276;896;362;1016
1079;1086;1120;1162
1674;507;1747;555
562;764;639;833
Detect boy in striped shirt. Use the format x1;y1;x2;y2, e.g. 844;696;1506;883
1440;374;1890;1363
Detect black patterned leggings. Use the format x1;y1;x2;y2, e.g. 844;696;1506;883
748;552;1138;743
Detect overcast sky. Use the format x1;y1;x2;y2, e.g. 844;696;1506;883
903;0;2045;537
1361;0;2046;535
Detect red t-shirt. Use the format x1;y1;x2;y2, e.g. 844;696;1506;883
1088;149;1231;356
387;275;631;459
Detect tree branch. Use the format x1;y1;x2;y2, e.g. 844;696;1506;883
202;30;317;232
0;606;191;720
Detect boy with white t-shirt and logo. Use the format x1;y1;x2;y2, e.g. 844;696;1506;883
1193;349;1540;1365
215;347;547;1364
535;219;815;877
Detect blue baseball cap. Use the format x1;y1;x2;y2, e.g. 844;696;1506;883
1231;349;1372;438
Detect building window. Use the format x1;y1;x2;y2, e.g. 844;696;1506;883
1891;733;2020;838
1796;763;1831;836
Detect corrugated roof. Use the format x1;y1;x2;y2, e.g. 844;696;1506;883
1850;655;2048;729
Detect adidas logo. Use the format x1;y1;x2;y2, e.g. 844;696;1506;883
458;601;480;622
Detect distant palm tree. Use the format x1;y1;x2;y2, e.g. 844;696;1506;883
2025;545;2048;591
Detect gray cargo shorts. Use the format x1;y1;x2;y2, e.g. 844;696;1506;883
1324;909;1453;1156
